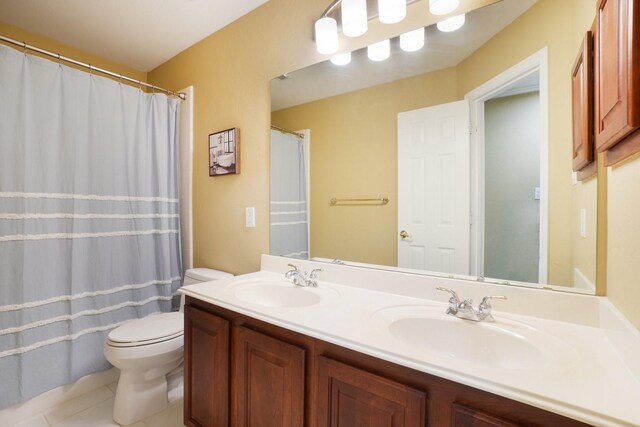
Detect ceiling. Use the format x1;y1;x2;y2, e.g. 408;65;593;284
271;0;538;111
0;0;269;72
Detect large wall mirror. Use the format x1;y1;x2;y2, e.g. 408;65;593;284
270;0;598;294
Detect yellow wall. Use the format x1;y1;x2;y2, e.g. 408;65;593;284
607;156;640;330
272;67;458;266
0;22;147;84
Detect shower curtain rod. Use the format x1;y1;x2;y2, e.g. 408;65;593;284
271;125;305;139
0;34;186;100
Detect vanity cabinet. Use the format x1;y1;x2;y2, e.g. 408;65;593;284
184;305;230;427
184;297;591;427
594;0;640;164
316;356;426;427
232;325;305;426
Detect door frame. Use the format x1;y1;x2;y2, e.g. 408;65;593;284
464;47;549;283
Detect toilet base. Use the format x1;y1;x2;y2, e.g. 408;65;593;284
112;358;182;425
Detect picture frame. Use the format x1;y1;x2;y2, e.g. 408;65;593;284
209;127;240;176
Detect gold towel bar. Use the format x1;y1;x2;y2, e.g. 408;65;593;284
330;197;389;206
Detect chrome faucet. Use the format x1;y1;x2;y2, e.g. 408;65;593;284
285;264;323;287
436;287;507;322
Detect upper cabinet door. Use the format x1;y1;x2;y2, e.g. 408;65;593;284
595;0;640;151
572;31;595;171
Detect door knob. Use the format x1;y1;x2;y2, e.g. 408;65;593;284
399;230;411;239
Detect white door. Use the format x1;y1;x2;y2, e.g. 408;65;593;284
397;100;470;274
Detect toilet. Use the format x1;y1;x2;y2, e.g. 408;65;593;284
104;268;232;425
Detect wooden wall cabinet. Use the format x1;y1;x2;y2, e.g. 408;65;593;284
595;0;640;164
184;297;591;427
572;31;595;172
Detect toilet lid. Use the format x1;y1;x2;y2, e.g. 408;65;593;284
108;312;183;345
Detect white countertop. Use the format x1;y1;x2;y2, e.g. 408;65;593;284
180;255;640;427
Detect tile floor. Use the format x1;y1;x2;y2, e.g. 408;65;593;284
11;381;184;427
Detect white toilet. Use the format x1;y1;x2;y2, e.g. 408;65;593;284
104;268;232;425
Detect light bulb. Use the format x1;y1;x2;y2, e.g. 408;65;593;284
367;39;390;62
342;0;368;37
378;0;406;24
315;17;339;54
429;0;460;15
437;14;465;32
330;52;352;65
400;28;425;52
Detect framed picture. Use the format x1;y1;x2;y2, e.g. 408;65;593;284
209;128;240;176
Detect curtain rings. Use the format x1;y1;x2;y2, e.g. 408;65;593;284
22;41;27;55
57;53;62;67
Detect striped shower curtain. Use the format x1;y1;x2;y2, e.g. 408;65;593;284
0;44;182;408
270;130;309;259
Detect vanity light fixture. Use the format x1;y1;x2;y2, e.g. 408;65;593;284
330;52;352;65
378;0;407;24
368;39;391;61
342;0;368;37
429;0;460;15
315;16;339;54
437;13;465;32
400;27;425;52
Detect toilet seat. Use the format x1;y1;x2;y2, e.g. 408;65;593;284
108;312;183;348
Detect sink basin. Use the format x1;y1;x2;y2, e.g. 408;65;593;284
227;278;340;308
372;305;575;370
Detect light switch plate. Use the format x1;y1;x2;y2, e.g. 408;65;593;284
245;207;255;228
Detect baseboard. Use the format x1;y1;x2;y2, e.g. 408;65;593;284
0;368;118;426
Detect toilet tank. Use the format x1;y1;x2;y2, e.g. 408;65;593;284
179;268;233;311
183;268;233;286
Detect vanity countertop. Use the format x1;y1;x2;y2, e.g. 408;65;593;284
180;255;640;427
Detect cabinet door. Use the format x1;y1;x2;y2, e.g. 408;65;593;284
595;0;640;151
316;356;426;427
572;31;594;171
184;306;229;427
452;403;521;427
233;326;305;427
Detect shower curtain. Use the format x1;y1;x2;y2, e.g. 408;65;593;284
270;130;309;259
0;44;182;408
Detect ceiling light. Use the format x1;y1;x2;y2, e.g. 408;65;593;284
429;0;460;15
330;52;352;65
368;39;390;62
342;0;368;37
315;17;339;54
400;28;425;52
437;14;465;32
378;0;406;24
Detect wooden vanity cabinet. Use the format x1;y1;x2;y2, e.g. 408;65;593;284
184;297;591;427
316;356;426;427
184;305;230;427
232;325;305;427
594;0;640;164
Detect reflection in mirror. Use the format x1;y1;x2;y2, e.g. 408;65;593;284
270;0;598;294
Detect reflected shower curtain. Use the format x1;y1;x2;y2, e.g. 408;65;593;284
270;130;309;259
0;45;182;408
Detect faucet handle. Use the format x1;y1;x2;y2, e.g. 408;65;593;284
478;295;507;312
287;263;299;271
309;268;323;279
436;287;461;315
436;286;460;302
